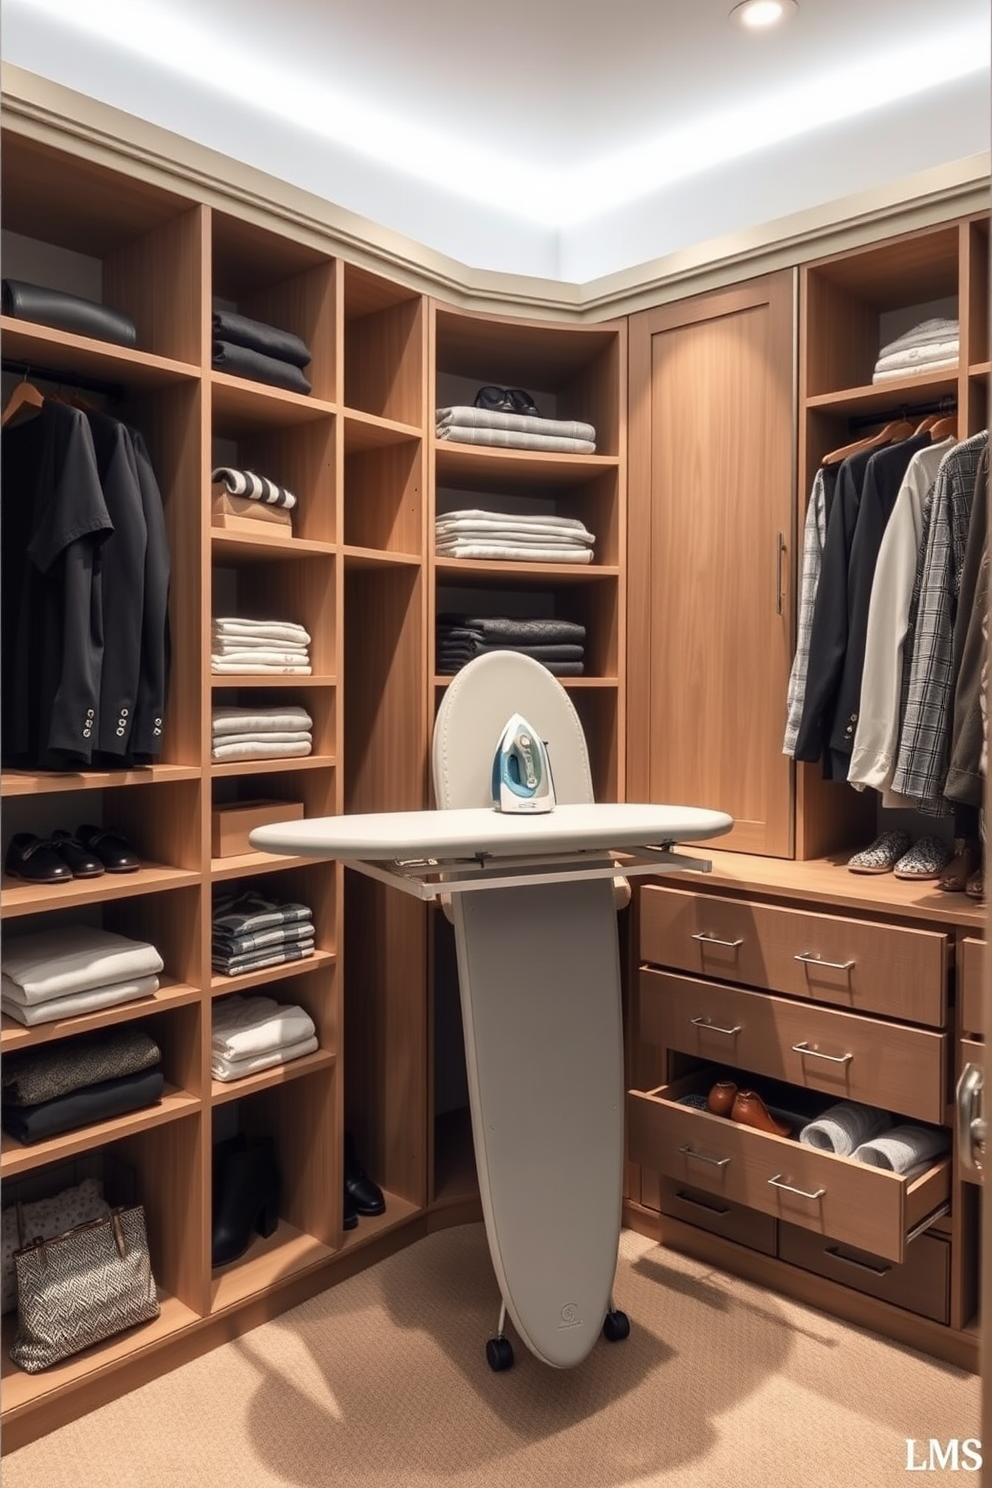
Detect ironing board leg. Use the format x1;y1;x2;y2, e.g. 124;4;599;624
486;1302;514;1373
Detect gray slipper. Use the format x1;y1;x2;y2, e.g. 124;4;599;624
847;830;911;874
893;834;952;881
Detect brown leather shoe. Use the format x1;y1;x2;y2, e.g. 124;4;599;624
731;1089;791;1138
706;1080;737;1117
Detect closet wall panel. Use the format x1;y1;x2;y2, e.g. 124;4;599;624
628;272;796;857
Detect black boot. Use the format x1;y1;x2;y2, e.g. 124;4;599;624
212;1137;281;1267
344;1131;385;1217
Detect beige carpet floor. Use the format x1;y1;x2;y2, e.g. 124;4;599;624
1;1224;979;1488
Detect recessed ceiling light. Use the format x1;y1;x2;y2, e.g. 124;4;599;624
730;0;798;29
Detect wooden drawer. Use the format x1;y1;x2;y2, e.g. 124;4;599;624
640;885;948;1026
658;1176;777;1255
959;938;985;1037
627;1070;951;1264
778;1221;950;1324
639;968;948;1124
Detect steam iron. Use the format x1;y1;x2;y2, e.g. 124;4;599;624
491;713;556;814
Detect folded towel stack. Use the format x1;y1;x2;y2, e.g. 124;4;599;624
851;1123;951;1172
212;889;316;976
1;1025;163;1145
211;617;312;676
211;704;314;762
435;406;597;455
1;925;163;1028
435;507;596;565
212;309;312;395
872;317;960;384
211;994;318;1081
437;613;587;676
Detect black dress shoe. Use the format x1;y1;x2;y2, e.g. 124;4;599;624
343;1187;359;1231
76;824;141;873
50;830;105;879
212;1137;281;1267
5;833;73;884
344;1131;385;1216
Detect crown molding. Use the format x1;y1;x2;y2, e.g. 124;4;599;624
2;62;989;324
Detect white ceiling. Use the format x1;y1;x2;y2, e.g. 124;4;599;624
2;0;990;281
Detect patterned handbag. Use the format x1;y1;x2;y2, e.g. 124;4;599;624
10;1204;160;1372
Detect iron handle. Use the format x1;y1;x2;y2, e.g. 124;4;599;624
691;1016;743;1036
956;1062;985;1174
794;951;855;972
692;932;744;949
792;1041;853;1065
679;1143;732;1169
767;1173;826;1200
824;1246;890;1277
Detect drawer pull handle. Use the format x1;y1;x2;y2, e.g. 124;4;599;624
691;1016;743;1036
792;1041;854;1065
823;1245;890;1277
679;1143;731;1169
794;952;855;973
675;1189;732;1216
767;1173;826;1201
692;933;744;950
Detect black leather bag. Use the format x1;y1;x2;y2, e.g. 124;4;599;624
2;279;138;348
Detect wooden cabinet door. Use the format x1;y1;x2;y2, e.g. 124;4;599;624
628;271;796;857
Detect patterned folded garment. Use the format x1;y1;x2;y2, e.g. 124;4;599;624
437;614;586;646
212;941;316;976
212;922;317;957
435;406;596;443
2;1025;161;1107
212;467;298;509
212;706;313;736
213;890;313;936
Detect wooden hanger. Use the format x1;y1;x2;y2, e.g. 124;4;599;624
928;414;958;441
914;414;938;436
1;377;44;428
820;418;917;468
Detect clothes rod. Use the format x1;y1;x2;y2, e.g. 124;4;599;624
1;357;125;400
847;395;957;431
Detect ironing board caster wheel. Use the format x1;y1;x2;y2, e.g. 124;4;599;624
486;1335;514;1372
602;1308;630;1343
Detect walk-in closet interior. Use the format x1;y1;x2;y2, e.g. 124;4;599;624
0;0;989;1460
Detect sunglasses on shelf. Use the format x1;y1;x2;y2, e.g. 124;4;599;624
473;385;541;417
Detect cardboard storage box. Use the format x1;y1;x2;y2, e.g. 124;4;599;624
212;799;304;857
211;486;294;532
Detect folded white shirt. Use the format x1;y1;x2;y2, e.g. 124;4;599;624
436;508;593;535
212;994;316;1059
435;406;597;443
872;356;959;384
1;974;160;1026
878;317;959;360
874;340;959;374
212;707;313;736
211;730;313;746
212;636;310;652
211;661;312;674
2;928;164;1004
210;651;312;667
212;618;311;644
436;542;593;563
211;738;313;760
212;1035;319;1082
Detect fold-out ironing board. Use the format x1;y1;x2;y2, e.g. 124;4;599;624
251;654;732;1373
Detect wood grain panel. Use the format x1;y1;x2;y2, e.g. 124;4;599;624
657;1176;777;1255
344;439;423;553
779;1221;950;1323
629;273;794;857
640;967;948;1122
640;883;948;1025
345;295;424;425
242;261;337;403
235;415;337;544
105;204;205;365
959;936;985;1038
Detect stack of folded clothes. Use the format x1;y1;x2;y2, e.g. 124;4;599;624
435;508;596;564
211;617;312;675
211;994;318;1082
212;889;315;977
1;1024;163;1145
1;926;163;1028
212;309;312;394
211;705;313;762
435;406;596;455
211;466;297;531
437;614;587;676
872;317;960;384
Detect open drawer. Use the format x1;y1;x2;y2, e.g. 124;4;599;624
627;1069;950;1264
